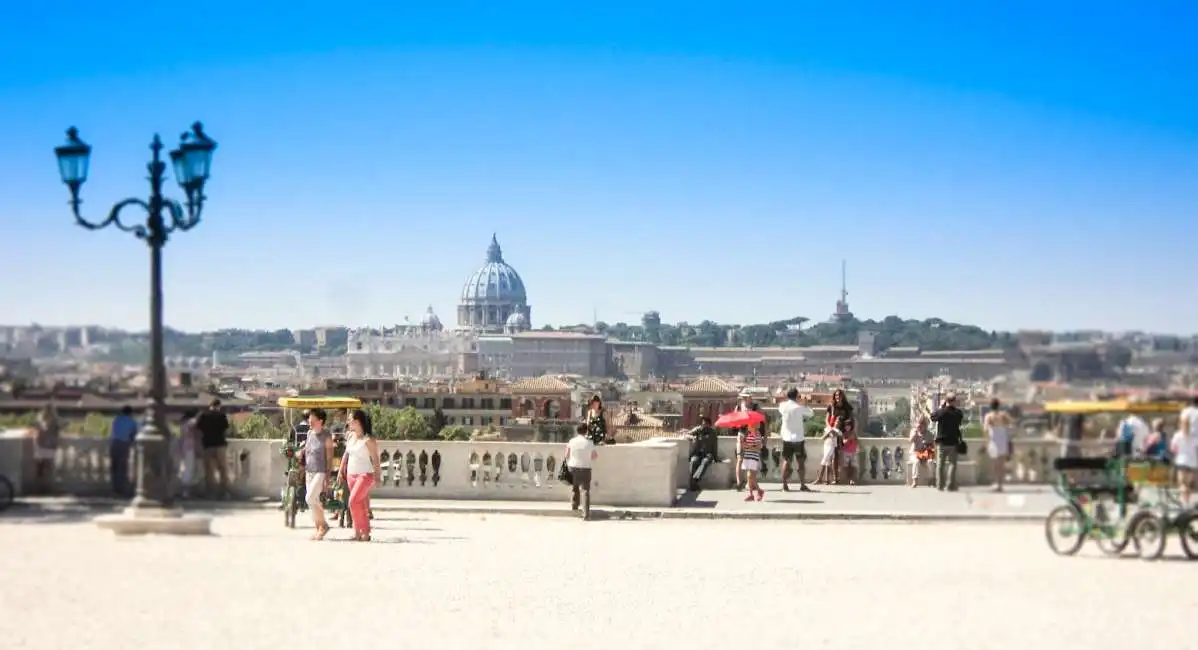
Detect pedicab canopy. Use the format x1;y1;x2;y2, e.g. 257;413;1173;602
1042;400;1185;415
276;396;363;410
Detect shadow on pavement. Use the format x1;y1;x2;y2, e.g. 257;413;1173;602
0;503;118;525
673;493;717;508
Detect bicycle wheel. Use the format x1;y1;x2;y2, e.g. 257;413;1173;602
1131;511;1168;561
1094;497;1133;556
1045;505;1086;556
283;485;297;528
1177;512;1198;560
0;475;13;512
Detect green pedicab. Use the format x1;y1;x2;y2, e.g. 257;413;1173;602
277;396;362;529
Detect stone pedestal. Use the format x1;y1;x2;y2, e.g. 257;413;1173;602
94;506;213;536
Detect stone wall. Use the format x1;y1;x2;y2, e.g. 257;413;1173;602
0;434;677;507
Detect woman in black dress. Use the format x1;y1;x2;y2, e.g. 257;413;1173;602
584;395;611;445
826;389;855;485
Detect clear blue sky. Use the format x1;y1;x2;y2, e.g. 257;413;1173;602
2;1;1196;334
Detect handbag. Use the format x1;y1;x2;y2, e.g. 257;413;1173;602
558;463;573;485
956;439;969;456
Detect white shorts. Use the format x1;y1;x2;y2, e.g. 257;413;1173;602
740;458;761;472
305;472;327;507
34;447;56;461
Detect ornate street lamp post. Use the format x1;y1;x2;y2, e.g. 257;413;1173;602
54;123;216;514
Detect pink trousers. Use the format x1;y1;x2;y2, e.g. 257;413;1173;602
347;473;375;535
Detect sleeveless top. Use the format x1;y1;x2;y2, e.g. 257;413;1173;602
303;431;329;473
344;435;374;475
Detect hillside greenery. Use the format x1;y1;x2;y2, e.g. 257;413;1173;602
77;313;1011;363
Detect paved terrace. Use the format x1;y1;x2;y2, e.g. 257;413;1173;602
1;510;1194;650
19;484;1063;521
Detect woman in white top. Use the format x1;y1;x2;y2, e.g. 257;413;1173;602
984;399;1014;492
1171;397;1198;505
339;409;381;542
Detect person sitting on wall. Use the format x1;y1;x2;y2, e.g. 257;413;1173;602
686;416;720;491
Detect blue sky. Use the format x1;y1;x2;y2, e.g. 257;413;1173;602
2;1;1196;333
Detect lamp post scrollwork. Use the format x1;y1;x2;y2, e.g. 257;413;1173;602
54;123;216;511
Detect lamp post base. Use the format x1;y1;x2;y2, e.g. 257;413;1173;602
94;505;212;536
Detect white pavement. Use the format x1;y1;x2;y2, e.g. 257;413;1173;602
1;510;1195;650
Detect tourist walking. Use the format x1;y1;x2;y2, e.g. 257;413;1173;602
300;408;335;540
930;393;965;491
196;399;231;499
984;399;1013;492
685;415;719;491
584;395;611;445
733;395;751;490
109;405;138;497
32;404;61;494
564;423;599;519
827;389;855;484
908;418;933;488
1171;396;1198;505
176;410;199;498
340;409;381;541
739;417;766;501
777;388;813;492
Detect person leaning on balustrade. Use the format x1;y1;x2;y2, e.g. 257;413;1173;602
685;415;719;492
584;394;612;445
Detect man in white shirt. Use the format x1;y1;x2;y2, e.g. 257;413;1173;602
565;424;599;520
777;387;814;492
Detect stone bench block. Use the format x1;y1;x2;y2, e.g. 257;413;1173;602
699;460;735;490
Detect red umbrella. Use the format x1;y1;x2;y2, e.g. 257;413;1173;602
714;410;765;429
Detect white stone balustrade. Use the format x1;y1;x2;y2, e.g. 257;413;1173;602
0;432;1116;503
0;435;678;507
658;435;1115;489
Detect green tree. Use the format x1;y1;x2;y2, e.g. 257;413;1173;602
962;422;984;439
77;412;113;437
439;425;472;441
865;418;886;436
235;413;284;439
394;406;433;440
881;397;911;434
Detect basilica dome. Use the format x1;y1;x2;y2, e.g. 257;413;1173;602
419;306;443;331
457;234;532;333
460;234;527;304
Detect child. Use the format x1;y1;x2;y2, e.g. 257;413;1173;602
816;424;839;485
909;419;933;488
843;427;860;485
740;422;766;501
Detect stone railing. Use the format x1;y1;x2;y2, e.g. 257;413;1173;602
0;432;1113;505
0;434;677;507
655;435;1113;488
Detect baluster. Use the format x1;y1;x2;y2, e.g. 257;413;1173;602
507;454;519;487
482;452;493;485
519;453;531;487
493;453;505;485
405;451;417;486
468;451;481;487
431;450;442;486
418;450;430;486
532;453;545;487
379;450;392;486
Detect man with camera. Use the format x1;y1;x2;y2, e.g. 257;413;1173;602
930;393;965;491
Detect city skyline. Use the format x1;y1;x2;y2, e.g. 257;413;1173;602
2;3;1196;333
